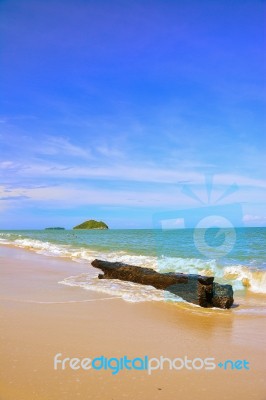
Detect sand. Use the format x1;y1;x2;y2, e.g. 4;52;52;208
0;246;265;400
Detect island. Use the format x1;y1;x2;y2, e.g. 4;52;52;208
73;219;109;230
45;227;65;230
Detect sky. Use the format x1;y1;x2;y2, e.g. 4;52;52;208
0;0;265;229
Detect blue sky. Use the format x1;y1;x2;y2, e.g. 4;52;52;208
0;0;265;229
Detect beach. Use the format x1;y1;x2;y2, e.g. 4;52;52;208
0;245;265;400
2;0;265;398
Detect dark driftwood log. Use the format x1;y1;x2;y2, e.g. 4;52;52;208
91;259;234;309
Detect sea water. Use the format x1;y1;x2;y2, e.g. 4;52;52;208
0;228;265;309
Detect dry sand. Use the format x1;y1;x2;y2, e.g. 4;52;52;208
0;246;265;400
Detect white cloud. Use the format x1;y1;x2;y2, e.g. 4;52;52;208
243;214;266;224
12;162;266;190
96;145;124;158
161;218;185;229
0;178;265;211
38;136;91;158
0;161;21;170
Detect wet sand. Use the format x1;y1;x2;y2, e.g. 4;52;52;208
0;246;265;400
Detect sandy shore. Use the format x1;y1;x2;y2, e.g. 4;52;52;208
0;246;265;400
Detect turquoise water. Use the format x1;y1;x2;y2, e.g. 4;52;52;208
0;228;266;298
0;228;265;265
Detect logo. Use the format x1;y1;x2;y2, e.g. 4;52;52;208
54;354;250;375
153;174;243;260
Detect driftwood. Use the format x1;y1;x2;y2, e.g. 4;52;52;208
91;259;234;309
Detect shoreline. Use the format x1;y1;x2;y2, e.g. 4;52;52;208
1;228;266;300
0;245;266;399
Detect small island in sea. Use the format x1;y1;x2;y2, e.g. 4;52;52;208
45;227;65;230
73;219;109;230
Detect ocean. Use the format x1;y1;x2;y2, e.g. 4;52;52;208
1;228;265;310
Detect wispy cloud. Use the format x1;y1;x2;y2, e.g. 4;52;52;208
0;195;29;201
10;161;266;188
243;214;266;226
96;144;125;158
0;174;265;210
38;135;91;158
